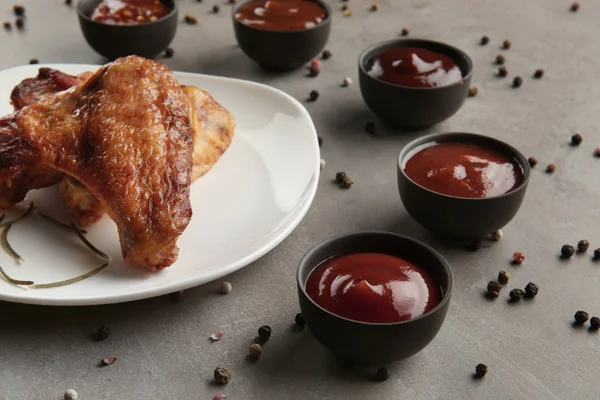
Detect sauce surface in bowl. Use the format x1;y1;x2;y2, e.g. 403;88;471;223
404;141;524;198
366;47;462;88
235;0;326;31
91;0;170;25
305;253;441;323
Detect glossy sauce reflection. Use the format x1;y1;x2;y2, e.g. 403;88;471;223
305;253;441;323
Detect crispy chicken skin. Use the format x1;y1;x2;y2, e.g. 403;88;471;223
0;56;195;270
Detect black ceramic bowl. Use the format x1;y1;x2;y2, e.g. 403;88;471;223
358;39;473;129
232;0;332;70
77;0;178;60
397;132;530;239
297;231;453;365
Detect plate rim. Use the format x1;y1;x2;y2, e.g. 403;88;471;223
0;63;320;306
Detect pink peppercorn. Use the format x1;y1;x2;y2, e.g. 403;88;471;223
512;252;525;264
595;146;600;157
311;59;321;69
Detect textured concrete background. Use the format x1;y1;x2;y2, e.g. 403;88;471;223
1;0;600;399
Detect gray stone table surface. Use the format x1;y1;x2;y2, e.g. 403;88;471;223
1;0;600;399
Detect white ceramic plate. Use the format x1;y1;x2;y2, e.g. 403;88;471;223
0;64;319;306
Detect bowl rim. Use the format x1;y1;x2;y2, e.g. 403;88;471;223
231;0;332;34
398;131;531;201
358;38;473;91
297;230;454;327
77;0;178;26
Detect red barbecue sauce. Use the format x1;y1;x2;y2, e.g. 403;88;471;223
235;0;327;31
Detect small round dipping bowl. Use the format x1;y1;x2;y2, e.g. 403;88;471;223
297;231;453;365
77;0;178;60
358;39;473;129
232;0;332;70
397;132;530;239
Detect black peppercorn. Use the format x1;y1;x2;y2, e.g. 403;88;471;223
571;2;580;12
594;248;600;259
228;0;237;4
341;4;349;11
561;244;575;258
339;176;353;189
212;5;220;13
466;239;483;252
321;49;332;59
498;66;508;77
528;157;538;167
480;36;489;45
574;310;589;325
546;163;556;173
214;366;231;384
370;3;380;11
524;282;539;298
487;280;502;293
164;47;174;58
468;86;478;97
295;313;306;329
258;325;272;342
589;317;600;330
184;14;199;24
95;325;111;341
498;270;510;284
65;0;73;5
487;290;500;298
502;40;511;50
533;69;544;79
571;133;583;146
13;5;25;16
376;366;390;382
495;54;505;65
3;21;10;30
308;90;319;102
29;58;38;64
318;136;323;147
401;27;409;36
335;172;347;184
475;363;488;378
577;239;590;253
512;76;523;88
308;66;320;77
365;121;376;135
509;288;525;302
15;17;24;29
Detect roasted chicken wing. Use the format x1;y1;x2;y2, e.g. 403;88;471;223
0;56;195;270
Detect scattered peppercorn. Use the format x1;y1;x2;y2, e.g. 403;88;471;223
320;159;326;170
512;251;525;264
571;133;583;146
318;136;323;147
212;5;220;13
219;281;232;294
487;280;502;293
341;77;352;87
321;49;332;59
295;313;306;329
197;0;203;2
95;325;111;341
101;357;117;366
491;229;503;241
509;288;525;302
498;66;508;77
498;270;510;284
524;282;539;298
164;47;174;58
590;317;600;330
571;2;580;12
574;310;589;325
64;389;78;400
401;27;409;36
228;0;237;3
467;239;483;252
502;40;511;50
343;9;352;17
577;239;590;253
184;14;199;24
214;367;231;384
341;4;349;11
29;58;38;64
480;36;489;46
468;86;478;97
365;121;376;135
370;3;379;11
528;157;538;167
308;66;320;77
339;176;353;189
512;76;523;88
594;248;600;259
13;5;25;16
495;54;505;65
170;290;183;302
65;0;73;5
335;172;347;184
376;366;390;382
546;163;556;173
475;363;488;378
308;90;319;102
595;147;600;157
487;290;500;298
561;244;575;258
258;325;272;342
533;69;544;79
310;59;320;69
248;343;263;359
15;18;24;29
3;21;11;30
